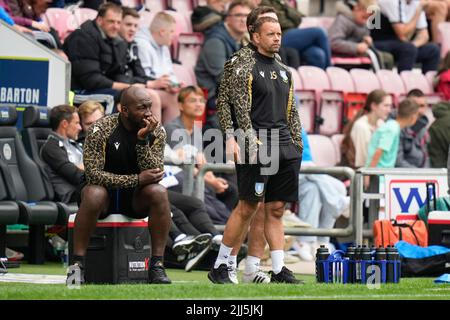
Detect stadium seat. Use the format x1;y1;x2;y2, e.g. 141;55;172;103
350;68;381;94
400;70;443;106
425;70;438;89
0;170;20;261
167;0;194;11
173;63;197;85
165;10;193;58
177;32;203;69
330;56;373;70
21;107;78;226
0;106;59;264
327;66;365;124
290;67;314;133
331;133;344;165
298;66;344;136
72;7;98;27
376;69;406;106
307;134;338;167
144;0;167;12
43;8;77;41
122;0;142;8
139;8;157;28
438;21;450;58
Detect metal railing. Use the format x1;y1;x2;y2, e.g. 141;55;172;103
194;163;358;241
354;167;448;245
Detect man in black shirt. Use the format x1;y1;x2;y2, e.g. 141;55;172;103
68;86;172;284
209;16;303;284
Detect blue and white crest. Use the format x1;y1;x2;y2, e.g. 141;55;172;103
279;70;288;83
255;182;265;196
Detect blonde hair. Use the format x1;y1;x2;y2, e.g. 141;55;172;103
358;0;378;9
78;101;105;122
150;12;176;32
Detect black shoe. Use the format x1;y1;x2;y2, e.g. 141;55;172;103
66;262;85;286
270;266;304;284
148;262;172;284
185;242;211;272
208;263;234;284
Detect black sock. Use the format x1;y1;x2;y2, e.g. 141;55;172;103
150;256;164;268
72;255;86;267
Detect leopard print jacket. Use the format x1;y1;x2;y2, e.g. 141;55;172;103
216;45;303;155
83;113;166;188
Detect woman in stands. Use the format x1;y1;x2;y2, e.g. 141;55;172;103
341;89;392;168
435;51;450;101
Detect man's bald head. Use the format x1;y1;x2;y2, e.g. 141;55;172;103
120;86;152;110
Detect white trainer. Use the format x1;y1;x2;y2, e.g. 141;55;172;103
242;270;271;284
227;265;239;284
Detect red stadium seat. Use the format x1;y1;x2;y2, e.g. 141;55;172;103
144;0;167;12
298;66;344;136
73;7;97;27
331;133;344;165
177;32;203;69
43;8;77;42
350;68;381;94
167;0;194;11
173;63;197;86
307;134;338;166
376;69;406;106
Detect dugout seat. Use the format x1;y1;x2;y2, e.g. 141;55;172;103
0;106;59;264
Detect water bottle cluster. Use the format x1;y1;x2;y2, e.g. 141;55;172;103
315;245;401;284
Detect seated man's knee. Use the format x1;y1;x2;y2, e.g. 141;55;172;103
81;185;108;205
141;184;168;203
399;42;417;56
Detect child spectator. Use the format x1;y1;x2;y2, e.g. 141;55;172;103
366;98;420;170
341;89;392;168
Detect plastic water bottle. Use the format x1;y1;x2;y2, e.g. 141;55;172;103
360;245;372;284
375;247;386;283
386;245;399;283
315;245;330;283
345;246;356;283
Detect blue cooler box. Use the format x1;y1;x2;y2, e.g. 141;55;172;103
68;214;151;284
428;211;450;247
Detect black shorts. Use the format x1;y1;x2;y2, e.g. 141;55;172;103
235;143;301;203
77;179;145;219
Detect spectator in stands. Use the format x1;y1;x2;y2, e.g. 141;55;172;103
77;100;105;147
191;0;227;36
428;101;450;167
262;0;332;69
195;0;252;130
40;104;83;204
164;86;239;224
116;7;165;119
396;89;430;168
294;128;350;261
341;89;392;168
371;0;441;73
3;0;63;47
63;4;131;101
366;98;420;171
135;11;182;124
0;0;32;33
435;51;450;101
68;86;173;285
328;0;393;70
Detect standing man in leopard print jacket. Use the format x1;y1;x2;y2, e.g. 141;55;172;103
208;13;303;285
67;86;172;285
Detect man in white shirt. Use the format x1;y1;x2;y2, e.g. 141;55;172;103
371;0;440;73
135;12;181;124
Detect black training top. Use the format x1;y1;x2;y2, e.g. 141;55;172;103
250;51;292;146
